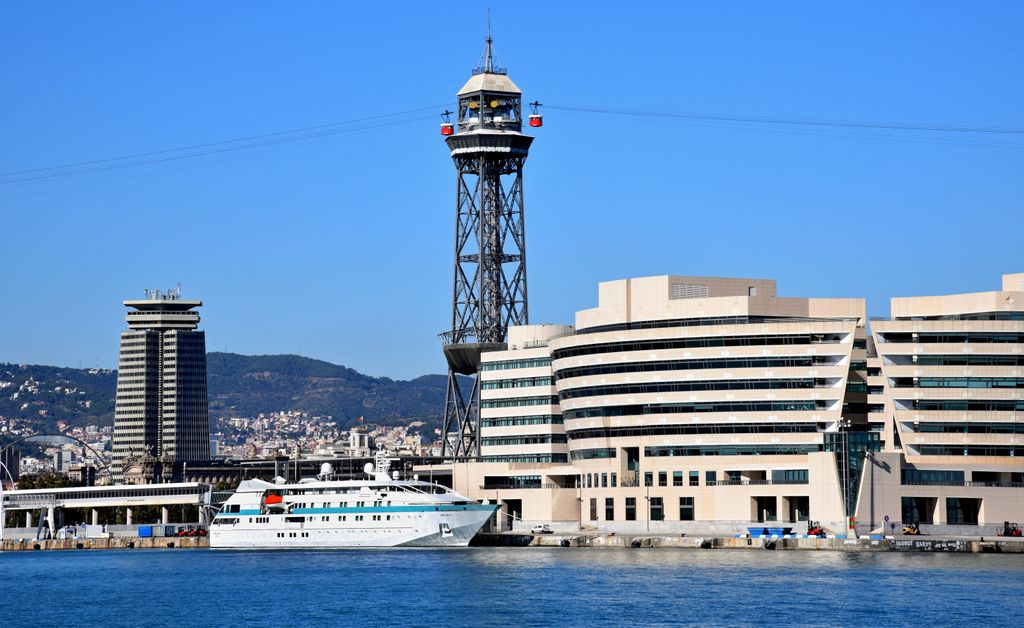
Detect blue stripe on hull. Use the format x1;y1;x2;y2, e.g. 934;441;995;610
217;504;495;518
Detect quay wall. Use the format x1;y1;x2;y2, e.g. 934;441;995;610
5;535;1022;553
476;533;1024;553
1;537;208;551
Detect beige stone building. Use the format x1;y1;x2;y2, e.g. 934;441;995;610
865;272;1024;532
430;273;1024;536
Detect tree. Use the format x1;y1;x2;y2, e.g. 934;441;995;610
16;473;73;490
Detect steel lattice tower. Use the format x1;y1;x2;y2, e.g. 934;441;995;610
440;36;534;459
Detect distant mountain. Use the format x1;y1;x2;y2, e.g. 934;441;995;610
0;353;457;432
206;352;451;425
0;363;116;432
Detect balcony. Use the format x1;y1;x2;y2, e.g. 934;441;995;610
706;479;809;487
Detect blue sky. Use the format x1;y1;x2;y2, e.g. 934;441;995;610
1;2;1022;379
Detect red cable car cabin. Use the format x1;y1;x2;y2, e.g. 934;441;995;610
440;122;455;136
528;114;543;128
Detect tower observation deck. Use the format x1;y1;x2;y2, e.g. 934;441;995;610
440;35;535;459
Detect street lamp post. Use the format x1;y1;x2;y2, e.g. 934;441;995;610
839;417;851;537
646;483;650;533
0;459;6;543
577;474;583;531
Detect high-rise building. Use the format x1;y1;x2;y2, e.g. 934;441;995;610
111;289;209;482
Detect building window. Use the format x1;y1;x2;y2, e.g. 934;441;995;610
689;471;699;487
679;497;695;521
705;471;717;485
658;471;667;487
587;474;592;488
748;286;757;296
772;469;809;484
610;472;617;488
590;498;597;521
644;472;653;487
625;497;636;521
946;498;980;525
601;473;608;488
605;497;615;521
673;471;683;487
650;497;664;521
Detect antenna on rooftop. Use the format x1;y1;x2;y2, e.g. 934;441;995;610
474;10;506;75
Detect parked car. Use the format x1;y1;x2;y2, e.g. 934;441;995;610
531;524;553;534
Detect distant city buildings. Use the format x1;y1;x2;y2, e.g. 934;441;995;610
111;288;210;482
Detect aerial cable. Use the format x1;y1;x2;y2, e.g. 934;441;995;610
7;101;1023;190
0;104;445;178
545;104;1024;136
0;111;439;187
0;118;426;203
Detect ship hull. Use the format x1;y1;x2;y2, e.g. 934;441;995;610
210;505;495;549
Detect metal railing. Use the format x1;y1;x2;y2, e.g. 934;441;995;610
479;483;561;490
619;472;641;488
706;479;809;487
901;481;1024;488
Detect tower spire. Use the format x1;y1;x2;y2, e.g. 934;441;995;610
485;10;493;72
474;11;506;75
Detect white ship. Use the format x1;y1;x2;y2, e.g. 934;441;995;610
210;451;496;548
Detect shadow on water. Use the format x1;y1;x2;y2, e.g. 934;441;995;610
2;548;1023;627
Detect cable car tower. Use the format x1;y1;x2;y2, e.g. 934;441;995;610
439;33;540;459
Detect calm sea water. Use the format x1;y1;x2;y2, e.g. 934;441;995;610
1;548;1021;627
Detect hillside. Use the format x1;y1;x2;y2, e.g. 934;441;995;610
206;352;450;424
0;364;116;432
0;353;457;432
